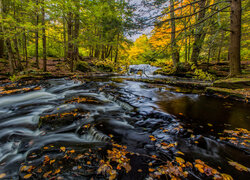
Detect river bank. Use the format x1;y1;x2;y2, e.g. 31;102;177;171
1;58;249;103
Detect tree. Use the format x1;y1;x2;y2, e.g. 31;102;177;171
35;0;39;69
42;0;46;72
228;0;241;77
191;0;207;65
170;0;179;67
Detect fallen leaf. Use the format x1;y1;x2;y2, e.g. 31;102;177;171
220;173;234;180
195;164;204;173
0;173;6;179
149;168;155;172
176;157;185;164
43;171;52;178
60;146;66;152
228;161;249;172
54;169;61;174
176;151;184;155
50;159;55;165
23;174;32;179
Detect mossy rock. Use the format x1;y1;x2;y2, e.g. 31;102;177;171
213;78;250;89
76;60;91;72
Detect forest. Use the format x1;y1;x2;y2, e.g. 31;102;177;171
0;0;249;180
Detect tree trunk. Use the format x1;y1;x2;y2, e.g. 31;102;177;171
13;37;23;71
229;0;241;77
0;28;4;58
217;31;224;63
170;0;179;67
115;33;120;64
42;0;46;72
73;0;80;65
35;0;39;69
67;12;73;71
13;3;23;71
63;17;67;61
191;0;207;65
23;31;28;67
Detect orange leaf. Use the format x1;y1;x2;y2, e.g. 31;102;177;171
23;174;32;179
43;171;52;178
148;168;155;172
37;168;43;173
0;173;6;179
195;164;204;173
44;155;50;163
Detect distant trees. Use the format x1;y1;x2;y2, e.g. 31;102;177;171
0;0;245;77
146;0;244;77
0;0;132;74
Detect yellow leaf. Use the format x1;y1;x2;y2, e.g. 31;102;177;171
228;161;249;172
54;169;61;174
176;157;185;164
0;173;6;179
220;173;234;180
195;164;204;173
50;159;55;164
60;146;66;152
23;174;32;179
176;151;184;155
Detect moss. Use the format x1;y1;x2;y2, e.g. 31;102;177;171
76;61;91;72
213;78;250;89
206;87;250;102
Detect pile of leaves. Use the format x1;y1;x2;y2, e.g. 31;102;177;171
219;128;250;148
0;84;41;96
97;143;132;180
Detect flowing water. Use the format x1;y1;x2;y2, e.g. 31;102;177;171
0;76;249;180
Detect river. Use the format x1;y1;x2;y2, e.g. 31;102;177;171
0;76;249;179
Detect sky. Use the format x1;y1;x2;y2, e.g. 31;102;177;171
127;0;167;41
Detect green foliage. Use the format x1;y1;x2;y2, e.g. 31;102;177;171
94;59;115;72
191;64;216;81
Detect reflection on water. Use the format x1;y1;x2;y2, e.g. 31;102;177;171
157;94;250;130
